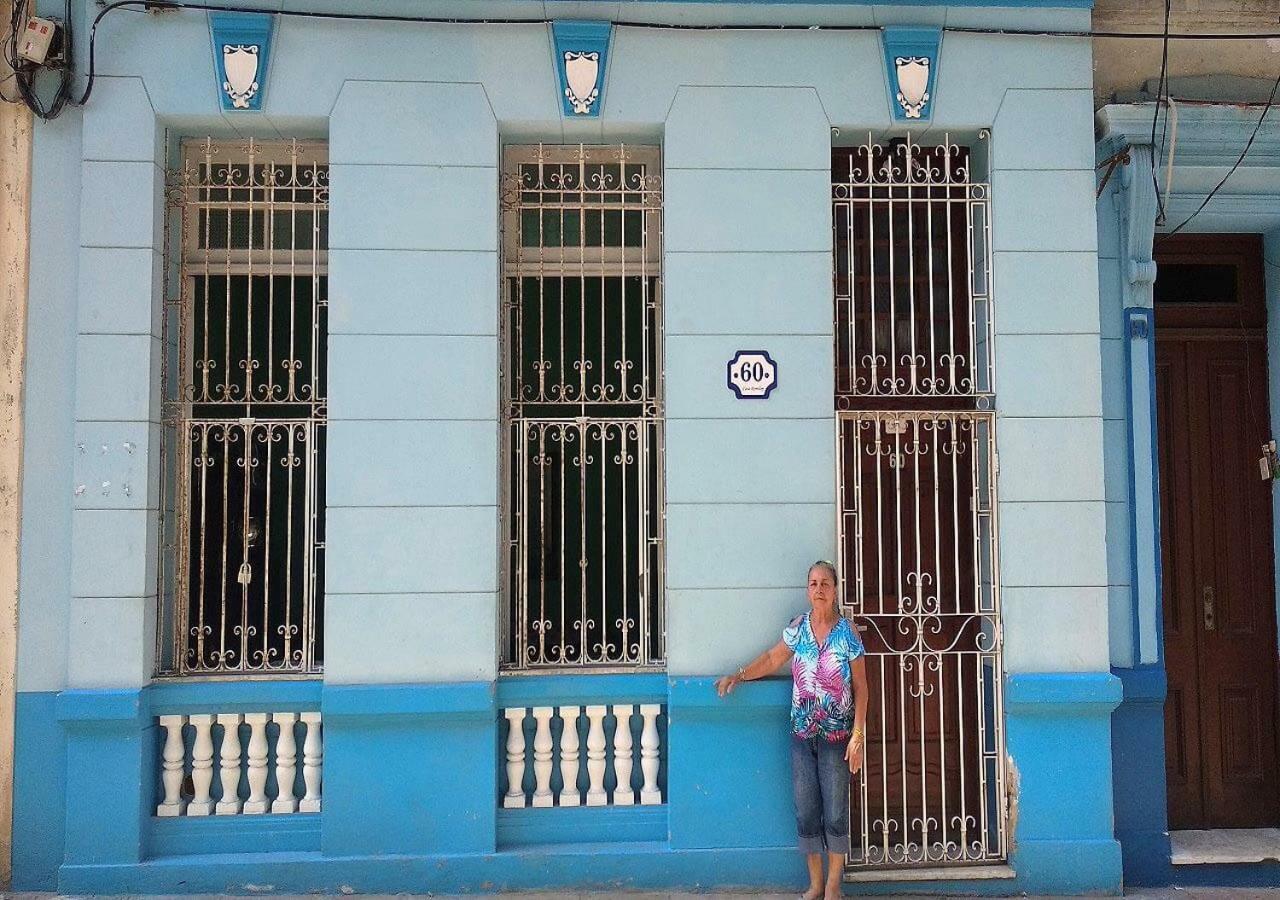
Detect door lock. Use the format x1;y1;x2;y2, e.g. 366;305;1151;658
1261;440;1278;481
1202;585;1216;632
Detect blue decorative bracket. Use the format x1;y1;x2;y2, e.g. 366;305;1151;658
551;20;612;118
209;12;275;112
881;26;941;122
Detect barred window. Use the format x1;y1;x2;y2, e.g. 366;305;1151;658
500;145;665;670
159;138;328;676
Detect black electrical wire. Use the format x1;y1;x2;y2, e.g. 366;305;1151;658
1149;0;1171;224
1157;67;1280;243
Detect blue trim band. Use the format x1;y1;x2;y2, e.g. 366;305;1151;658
321;681;495;719
668;676;790;712
149;679;322;714
150;813;321;857
1005;671;1122;712
497;805;668;847
498;672;667;706
56;688;149;724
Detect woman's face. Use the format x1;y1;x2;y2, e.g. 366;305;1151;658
807;565;837;610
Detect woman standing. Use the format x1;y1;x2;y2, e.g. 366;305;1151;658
716;560;869;900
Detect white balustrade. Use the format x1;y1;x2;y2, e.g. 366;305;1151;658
500;703;665;809
152;710;323;817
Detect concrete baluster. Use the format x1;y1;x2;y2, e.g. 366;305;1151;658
188;714;216;816
639;704;662;805
157;715;188;817
531;706;555;808
503;707;528;808
585;705;608;806
299;711;323;812
558;706;581;807
271;712;299;813
242;713;270;814
215;713;244;815
612;704;636;806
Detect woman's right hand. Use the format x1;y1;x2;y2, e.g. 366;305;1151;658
715;674;740;697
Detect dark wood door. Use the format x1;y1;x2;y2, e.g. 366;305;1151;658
1156;235;1280;828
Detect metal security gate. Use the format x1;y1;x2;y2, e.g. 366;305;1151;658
832;136;1007;869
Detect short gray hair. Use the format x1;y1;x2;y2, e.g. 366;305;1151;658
808;559;839;584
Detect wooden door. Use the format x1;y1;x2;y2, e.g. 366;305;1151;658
1156;234;1280;828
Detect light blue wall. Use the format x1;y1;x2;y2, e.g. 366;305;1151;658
325;80;501;684
19;1;1101;687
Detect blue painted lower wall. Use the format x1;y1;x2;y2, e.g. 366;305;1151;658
15;673;1128;895
13;691;65;890
1111;665;1172;888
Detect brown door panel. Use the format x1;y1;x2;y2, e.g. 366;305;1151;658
1155;235;1280;829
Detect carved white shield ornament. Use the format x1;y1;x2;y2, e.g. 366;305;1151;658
222;44;261;110
564;50;600;115
894;55;931;119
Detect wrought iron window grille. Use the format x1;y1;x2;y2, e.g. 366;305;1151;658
158;137;328;677
500;144;666;671
832;134;1007;869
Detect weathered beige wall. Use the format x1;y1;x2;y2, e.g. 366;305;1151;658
0;0;33;884
1094;0;1280;106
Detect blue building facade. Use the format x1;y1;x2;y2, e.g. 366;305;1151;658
11;0;1134;894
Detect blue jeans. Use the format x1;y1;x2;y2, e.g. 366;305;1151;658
791;734;851;855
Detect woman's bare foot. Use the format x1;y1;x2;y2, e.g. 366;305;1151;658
801;886;823;900
823;880;843;900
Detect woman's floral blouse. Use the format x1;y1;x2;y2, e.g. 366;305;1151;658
783;612;865;742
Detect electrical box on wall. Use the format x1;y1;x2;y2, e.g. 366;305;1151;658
18;15;64;67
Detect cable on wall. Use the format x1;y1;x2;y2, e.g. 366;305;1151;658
1156;67;1280;243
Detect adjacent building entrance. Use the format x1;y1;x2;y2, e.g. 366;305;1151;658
1155;233;1280;828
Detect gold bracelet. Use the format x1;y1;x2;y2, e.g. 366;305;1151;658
736;666;747;681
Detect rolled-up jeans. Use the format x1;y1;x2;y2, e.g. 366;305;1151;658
791;733;850;855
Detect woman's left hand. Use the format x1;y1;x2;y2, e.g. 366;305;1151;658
845;737;864;774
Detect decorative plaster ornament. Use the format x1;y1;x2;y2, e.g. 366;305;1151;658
222;44;261;109
209;12;274;112
881;26;941;123
564;50;600;115
551;20;612;119
894;56;931;119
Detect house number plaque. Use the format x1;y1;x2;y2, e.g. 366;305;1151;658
727;350;779;399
